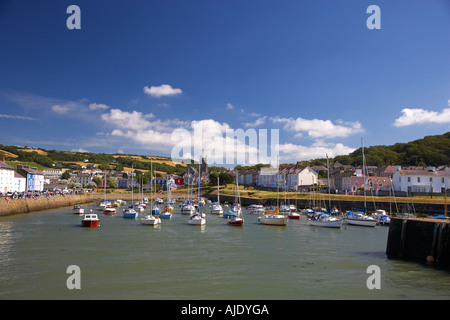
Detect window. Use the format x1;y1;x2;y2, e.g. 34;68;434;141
417;177;421;183
430;177;433;182
407;177;411;182
442;178;445;183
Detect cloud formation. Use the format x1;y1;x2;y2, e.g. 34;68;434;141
271;116;363;139
143;84;182;98
393;101;450;127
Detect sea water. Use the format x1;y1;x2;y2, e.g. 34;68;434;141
1;203;450;300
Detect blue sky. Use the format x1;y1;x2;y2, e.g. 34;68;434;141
0;0;449;166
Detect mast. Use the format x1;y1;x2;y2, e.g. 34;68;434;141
327;154;331;210
362;137;367;212
150;160;153;213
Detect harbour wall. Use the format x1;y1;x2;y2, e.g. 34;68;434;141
0;194;100;216
204;194;447;215
386;217;450;269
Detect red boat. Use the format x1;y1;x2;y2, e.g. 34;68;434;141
81;214;100;228
227;216;244;226
288;212;301;220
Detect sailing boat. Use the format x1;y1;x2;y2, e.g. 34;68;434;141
181;174;195;215
160;175;173;219
188;158;206;225
344;139;377;227
228;172;244;225
210;173;223;215
308;155;343;228
258;159;287;226
123;164;138;219
141;160;161;225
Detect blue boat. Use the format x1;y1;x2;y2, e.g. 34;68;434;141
123;206;138;219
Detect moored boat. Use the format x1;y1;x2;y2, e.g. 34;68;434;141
103;205;116;215
73;205;84;215
81;213;100;228
258;213;287;226
344;211;377;227
288;211;301;219
308;213;342;228
140;214;161;225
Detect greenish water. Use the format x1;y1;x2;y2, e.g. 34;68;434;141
1;203;450;300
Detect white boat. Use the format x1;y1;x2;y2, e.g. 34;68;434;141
140;214;161;225
227;172;244;226
372;209;390;226
73;205;84;215
249;207;265;215
210;174;223;214
103;205;116;215
344;211;377;227
308;213;342;228
258;213;287;226
188;157;206;226
279;204;291;215
188;213;206;225
211;202;223;215
123;164;138;219
96;201;107;211
181;202;195;215
289;204;297;212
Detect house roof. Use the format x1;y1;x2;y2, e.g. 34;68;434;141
0;161;14;170
399;169;450;177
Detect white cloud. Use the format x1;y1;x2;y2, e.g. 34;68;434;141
271;116;363;139
71;147;89;153
0;114;37;120
143;84;182;98
393;105;450;127
278;142;356;163
226;103;234;110
244;116;267;128
51;104;70;114
101;109;155;130
89;103;109;110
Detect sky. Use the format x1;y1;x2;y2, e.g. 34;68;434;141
0;0;449;167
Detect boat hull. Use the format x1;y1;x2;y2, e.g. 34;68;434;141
81;219;99;228
188;215;205;225
141;216;161;225
288;213;300;219
345;218;377;227
258;214;287;226
228;217;244;225
308;219;342;228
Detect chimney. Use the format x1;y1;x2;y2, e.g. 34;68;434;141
24;165;30;169
17;164;23;170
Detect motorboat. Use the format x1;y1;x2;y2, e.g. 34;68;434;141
308;213;342;228
73;205;84;215
103;205;116;215
81;213;100;228
288;211;301;219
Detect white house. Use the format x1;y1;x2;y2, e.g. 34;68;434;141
393;167;450;193
254;165;318;190
0;160;15;193
14;172;26;193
